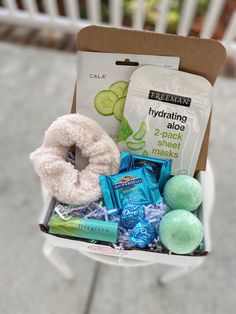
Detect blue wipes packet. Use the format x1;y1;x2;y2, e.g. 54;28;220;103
130;220;156;248
119;152;172;192
99;165;162;210
120;203;145;229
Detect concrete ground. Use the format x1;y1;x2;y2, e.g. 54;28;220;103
0;42;235;314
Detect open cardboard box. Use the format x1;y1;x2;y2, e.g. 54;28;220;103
39;166;214;267
39;26;226;266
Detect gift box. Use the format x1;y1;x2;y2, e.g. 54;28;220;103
39;26;225;266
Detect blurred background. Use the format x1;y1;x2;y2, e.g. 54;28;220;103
0;1;236;314
0;0;236;53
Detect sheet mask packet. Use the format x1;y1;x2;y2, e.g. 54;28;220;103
117;65;212;175
75;52;179;169
100;165;162;210
119;152;172;192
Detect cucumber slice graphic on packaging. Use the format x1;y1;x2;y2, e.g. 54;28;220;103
109;81;128;98
114;96;126;121
127;141;146;150
142;150;149;157
133;121;147;140
94;90;118;116
117;117;133;142
123;85;128;96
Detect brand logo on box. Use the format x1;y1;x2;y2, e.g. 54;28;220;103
89;73;106;79
148;90;191;107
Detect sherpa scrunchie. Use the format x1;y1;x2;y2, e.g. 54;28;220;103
30;114;120;205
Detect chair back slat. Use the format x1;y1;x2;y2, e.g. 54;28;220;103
132;0;145;30
43;0;59;20
200;0;226;38
155;0;170;33
109;0;123;27
177;0;198;36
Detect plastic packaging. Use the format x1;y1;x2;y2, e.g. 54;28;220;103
76;52;179;141
118;65;212;175
99;165;162;210
130;220;156;248
120;203;145;229
119;152;172;192
49;215;118;243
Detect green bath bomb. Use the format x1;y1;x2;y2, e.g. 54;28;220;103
159;210;204;254
164;175;203;211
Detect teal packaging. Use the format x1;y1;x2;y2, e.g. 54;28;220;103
119;152;172;192
100;165;162;210
49;215;118;243
119;151;132;172
131;154;172;192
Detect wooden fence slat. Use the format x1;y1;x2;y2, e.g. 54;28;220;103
222;11;236;44
43;0;59;20
87;0;101;24
0;0;236;50
2;0;17;15
22;0;38;17
155;0;170;33
0;8;90;31
109;0;122;27
132;0;145;30
64;0;80;23
200;0;226;38
177;0;198;36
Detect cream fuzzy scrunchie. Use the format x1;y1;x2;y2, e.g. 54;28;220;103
30;114;120;205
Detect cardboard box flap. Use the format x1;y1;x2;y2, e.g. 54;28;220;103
77;26;226;85
73;26;226;170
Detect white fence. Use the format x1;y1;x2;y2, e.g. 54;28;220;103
0;0;236;49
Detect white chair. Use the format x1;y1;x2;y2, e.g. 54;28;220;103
3;0;219;281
